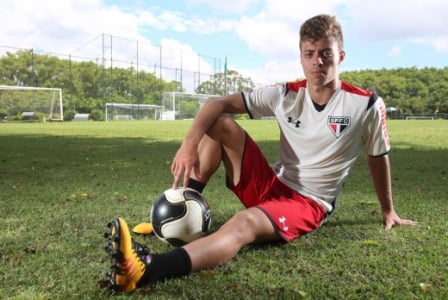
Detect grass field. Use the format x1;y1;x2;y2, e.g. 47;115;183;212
0;119;447;299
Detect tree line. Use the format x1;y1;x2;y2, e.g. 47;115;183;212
0;50;447;120
340;68;448;116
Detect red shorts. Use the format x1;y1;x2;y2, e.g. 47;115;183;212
227;133;326;242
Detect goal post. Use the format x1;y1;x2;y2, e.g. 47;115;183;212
0;85;63;121
161;92;221;120
105;102;165;121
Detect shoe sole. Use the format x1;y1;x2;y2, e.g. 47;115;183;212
104;219;125;293
104;218;148;293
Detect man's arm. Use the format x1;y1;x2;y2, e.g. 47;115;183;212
366;154;418;229
171;93;247;188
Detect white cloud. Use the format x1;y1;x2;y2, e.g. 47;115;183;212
0;0;144;54
345;0;448;42
187;0;261;13
243;57;303;88
388;46;401;57
137;10;236;35
138;11;189;32
434;37;448;53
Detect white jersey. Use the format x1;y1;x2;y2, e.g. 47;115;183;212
242;80;390;213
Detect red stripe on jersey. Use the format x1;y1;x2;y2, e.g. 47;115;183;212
287;80;372;98
286;80;307;92
341;81;372;97
378;100;390;147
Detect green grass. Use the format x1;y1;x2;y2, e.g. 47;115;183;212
0;119;447;299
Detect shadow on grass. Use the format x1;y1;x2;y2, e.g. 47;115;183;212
1;130;447;298
1;133;446;217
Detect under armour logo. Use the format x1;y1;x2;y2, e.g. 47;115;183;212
279;216;289;231
287;117;301;128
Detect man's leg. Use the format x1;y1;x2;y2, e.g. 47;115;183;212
185;207;280;271
190;115;246;186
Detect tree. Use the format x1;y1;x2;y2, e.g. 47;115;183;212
0;50;35;86
195;69;254;95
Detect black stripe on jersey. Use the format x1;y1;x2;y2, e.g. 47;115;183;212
241;92;254;119
368;151;390;158
283;83;290;97
366;92;379;110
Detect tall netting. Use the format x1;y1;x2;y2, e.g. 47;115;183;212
0;86;63;121
161;92;220;120
105;103;164;121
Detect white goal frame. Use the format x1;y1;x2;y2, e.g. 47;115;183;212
161;92;221;120
105;102;165;121
405;116;434;120
0;85;63;121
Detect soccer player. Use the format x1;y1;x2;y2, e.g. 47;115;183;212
103;14;417;293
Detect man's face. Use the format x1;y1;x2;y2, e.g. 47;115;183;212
300;37;345;87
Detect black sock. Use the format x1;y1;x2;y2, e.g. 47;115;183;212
187;178;205;193
137;247;192;286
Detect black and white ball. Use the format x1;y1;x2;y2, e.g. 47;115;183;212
150;188;211;247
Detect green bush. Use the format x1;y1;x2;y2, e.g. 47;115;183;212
64;110;76;121
0;108;7;120
89;109;104;121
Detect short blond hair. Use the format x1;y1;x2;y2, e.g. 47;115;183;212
300;14;344;50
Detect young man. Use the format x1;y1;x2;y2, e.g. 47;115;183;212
103;14;417;293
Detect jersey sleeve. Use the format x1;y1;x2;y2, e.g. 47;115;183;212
242;85;283;119
362;94;391;156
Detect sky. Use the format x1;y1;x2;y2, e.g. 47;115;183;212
1;0;447;92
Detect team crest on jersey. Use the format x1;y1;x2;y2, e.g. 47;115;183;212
328;116;351;138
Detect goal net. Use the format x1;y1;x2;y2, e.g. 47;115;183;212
161;92;220;120
0;85;63;121
105;102;165;121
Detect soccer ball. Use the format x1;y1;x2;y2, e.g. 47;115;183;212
150;187;211;247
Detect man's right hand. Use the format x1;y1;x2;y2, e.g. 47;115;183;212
171;141;201;189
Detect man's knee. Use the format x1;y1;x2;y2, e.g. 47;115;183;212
208;116;240;137
223;209;266;244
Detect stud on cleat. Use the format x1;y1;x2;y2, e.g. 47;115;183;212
103;217;150;293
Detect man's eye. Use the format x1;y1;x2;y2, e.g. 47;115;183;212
322;50;333;58
304;52;313;58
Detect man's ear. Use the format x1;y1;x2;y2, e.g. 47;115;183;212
339;50;346;64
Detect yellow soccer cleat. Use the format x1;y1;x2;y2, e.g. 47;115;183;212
104;217;150;293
